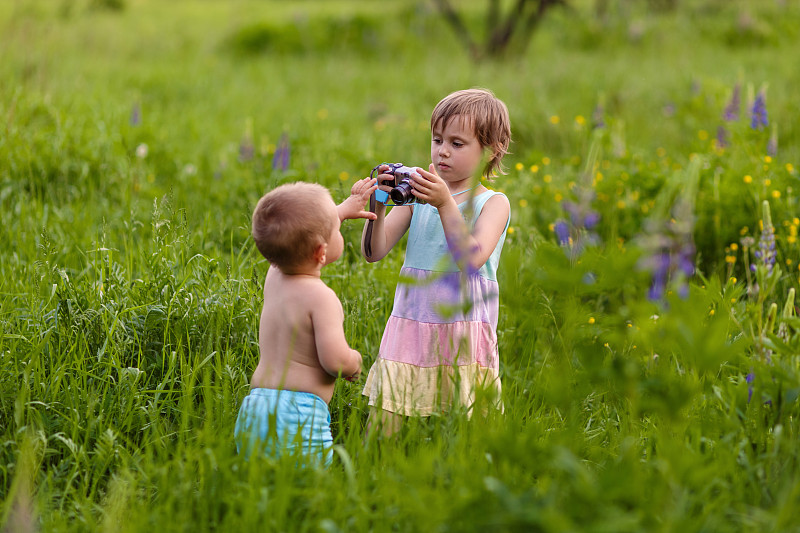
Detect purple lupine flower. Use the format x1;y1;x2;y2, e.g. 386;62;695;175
646;252;670;301
554;220;570;246
716;125;729;148
750;90;768;130
130;103;141;126
272;133;290;171
751;201;776;274
557;195;601;260
722;84;740;122
584;211;600;230
446;237;480;278
767;128;778;156
562;201;601;233
563;201;581;226
662;102;676;118
638;208;696;303
746;371;754;402
677;245;695;277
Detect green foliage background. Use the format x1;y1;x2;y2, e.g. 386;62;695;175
2;0;800;531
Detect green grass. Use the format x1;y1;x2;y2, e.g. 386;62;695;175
2;0;800;531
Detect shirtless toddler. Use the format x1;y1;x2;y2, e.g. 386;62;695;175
234;179;376;465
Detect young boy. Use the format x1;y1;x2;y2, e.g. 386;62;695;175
235;178;377;466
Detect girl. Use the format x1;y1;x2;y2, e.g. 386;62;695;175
361;88;512;436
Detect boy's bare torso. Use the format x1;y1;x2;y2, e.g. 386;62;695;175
249;266;341;403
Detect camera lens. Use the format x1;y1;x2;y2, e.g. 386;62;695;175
390;181;415;205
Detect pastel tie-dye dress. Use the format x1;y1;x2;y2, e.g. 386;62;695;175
363;190;509;416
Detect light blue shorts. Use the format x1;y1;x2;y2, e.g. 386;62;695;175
234;388;333;466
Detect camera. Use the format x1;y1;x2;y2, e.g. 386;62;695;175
370;163;424;206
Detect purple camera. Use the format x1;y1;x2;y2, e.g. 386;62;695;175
371;163;423;206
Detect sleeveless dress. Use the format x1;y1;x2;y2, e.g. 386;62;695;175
363;190;509;416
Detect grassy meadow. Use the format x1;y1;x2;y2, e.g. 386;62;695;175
2;0;800;531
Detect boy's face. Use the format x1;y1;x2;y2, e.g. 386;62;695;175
431;115;484;183
323;198;344;265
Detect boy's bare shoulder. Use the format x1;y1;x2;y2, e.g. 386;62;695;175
265;268;340;306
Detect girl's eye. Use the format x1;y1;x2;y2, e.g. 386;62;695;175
453;141;463;147
433;138;442;144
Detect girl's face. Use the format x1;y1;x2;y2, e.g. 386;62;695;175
431;115;485;186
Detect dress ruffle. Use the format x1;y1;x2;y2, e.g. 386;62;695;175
363;358;502;417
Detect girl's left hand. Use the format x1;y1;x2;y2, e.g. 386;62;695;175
411;165;454;209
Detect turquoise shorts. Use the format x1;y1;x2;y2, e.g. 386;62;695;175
234;388;333;466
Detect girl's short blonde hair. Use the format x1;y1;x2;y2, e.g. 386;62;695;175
430;88;511;179
252;182;334;271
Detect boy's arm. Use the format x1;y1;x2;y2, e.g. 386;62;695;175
311;287;362;378
337;177;378;221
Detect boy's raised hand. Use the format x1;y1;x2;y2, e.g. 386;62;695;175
337;177;378;221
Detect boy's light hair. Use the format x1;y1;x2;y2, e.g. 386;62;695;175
431;88;511;179
252;182;334;271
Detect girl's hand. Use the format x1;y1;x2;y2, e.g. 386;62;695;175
411;164;457;209
338;177;378;221
375;165;397;194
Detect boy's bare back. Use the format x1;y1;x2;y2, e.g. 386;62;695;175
246;181;376;404
249;265;354;403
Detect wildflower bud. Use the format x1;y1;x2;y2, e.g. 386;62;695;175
554;220;570;246
272;133;291;171
722;84;740;122
750;89;769;130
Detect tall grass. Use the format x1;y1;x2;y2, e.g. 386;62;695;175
2;1;800;531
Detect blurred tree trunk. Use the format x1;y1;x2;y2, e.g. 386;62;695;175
432;0;568;60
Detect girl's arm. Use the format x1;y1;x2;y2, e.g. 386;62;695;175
360;170;413;262
413;165;510;273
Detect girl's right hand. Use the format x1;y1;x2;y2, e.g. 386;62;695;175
375;165;396;193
